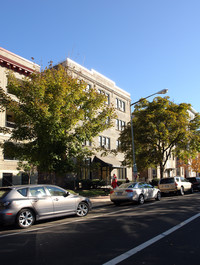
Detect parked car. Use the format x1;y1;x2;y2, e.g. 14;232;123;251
158;177;193;195
0;184;92;229
110;182;161;205
186;177;200;191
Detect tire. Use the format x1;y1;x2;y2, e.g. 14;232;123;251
16;208;35;229
180;186;184;196
138;194;144;205
156;191;161;201
76;202;89;217
190;187;194;194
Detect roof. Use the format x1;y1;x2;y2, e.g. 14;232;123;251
94;155;125;168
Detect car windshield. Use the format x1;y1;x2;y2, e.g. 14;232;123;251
0;188;11;198
119;183;137;189
159;178;175;184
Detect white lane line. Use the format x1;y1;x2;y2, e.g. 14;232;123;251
102;213;200;265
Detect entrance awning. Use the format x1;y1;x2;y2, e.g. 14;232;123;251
93;156;125;168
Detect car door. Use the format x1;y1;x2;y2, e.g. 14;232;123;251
181;177;191;191
138;183;148;199
46;186;76;214
145;184;155;199
29;186;54;217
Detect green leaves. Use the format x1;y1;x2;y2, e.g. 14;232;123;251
120;96;200;177
2;65;116;175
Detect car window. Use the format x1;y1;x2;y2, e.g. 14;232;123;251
0;188;11;198
180;177;188;182
29;187;47;197
46;186;67;196
128;183;137;188
119;183;136;189
138;183;146;188
159;178;174;184
145;184;153;188
175;178;180;182
17;188;28;197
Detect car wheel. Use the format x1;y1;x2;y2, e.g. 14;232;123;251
156;191;161;201
180;187;184;196
16;208;35;229
76;202;89;217
190;187;194;194
138;194;144;205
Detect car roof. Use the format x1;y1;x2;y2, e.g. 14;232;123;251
0;184;58;190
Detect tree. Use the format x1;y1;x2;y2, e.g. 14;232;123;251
119;96;200;178
0;65;116;182
191;154;200;176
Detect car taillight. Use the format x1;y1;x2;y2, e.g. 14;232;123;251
125;189;133;193
110;190;114;194
175;182;178;187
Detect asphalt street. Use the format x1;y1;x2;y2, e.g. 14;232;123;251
0;192;200;265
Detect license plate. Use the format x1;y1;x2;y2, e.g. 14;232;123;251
116;192;123;196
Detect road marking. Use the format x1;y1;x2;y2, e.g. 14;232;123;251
102;213;200;265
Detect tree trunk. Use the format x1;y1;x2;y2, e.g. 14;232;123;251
160;163;164;179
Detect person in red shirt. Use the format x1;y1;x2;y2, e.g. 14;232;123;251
111;174;118;189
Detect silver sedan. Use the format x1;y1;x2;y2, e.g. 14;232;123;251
110;182;161;205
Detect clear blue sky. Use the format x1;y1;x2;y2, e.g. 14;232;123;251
1;0;200;112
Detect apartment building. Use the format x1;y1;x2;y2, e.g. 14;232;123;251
60;58;132;184
0;47;40;186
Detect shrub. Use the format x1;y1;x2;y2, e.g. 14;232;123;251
150;178;159;187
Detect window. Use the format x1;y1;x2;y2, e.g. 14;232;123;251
46;186;67;197
116;119;125;131
86;84;92;90
152;168;157;177
6;110;15;128
99;136;110;149
3;142;18;160
105;116;110;125
98;89;110;104
116;98;125;112
17;188;28;197
105;93;110;105
83;140;92;146
116;140;121;150
29;187;47;197
117;168;127;179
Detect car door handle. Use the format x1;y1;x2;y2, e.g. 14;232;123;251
54;198;59;201
31;199;38;202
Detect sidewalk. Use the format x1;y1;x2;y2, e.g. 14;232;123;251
89;195;113;208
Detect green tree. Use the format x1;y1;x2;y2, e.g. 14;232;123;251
0;65;116;182
119;96;200;178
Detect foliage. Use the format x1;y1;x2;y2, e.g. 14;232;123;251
79;179;106;189
0;65;116;180
77;189;110;197
119;96;200;178
150;178;160;187
191;153;200;174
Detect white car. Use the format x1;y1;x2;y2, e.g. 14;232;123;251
110;182;161;205
158;177;193;195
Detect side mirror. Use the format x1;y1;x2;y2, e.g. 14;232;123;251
64;191;70;197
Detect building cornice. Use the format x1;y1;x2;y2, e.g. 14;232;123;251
0;47;40;76
0;54;35;76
